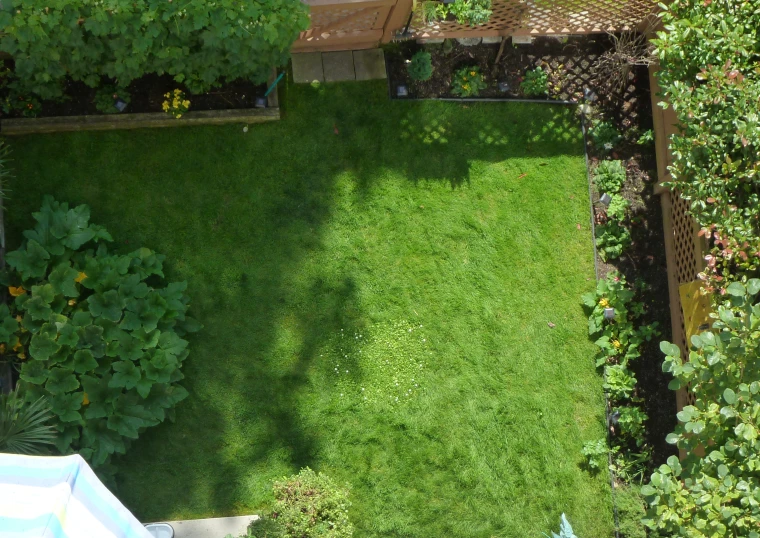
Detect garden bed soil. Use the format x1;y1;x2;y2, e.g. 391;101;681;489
586;65;677;466
5;71;271;119
385;35;609;100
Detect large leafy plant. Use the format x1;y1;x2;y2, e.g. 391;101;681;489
2;197;199;470
0;390;57;454
643;280;760;536
0;0;310;99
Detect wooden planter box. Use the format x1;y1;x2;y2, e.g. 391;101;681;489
1;77;280;135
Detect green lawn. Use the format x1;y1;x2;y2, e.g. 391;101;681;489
6;80;612;537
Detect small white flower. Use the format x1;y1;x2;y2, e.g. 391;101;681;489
604;142;613;150
345;370;349;373
243;125;249;133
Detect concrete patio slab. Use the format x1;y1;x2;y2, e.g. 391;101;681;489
291;52;324;83
322;51;356;82
353;49;387;80
162;515;258;538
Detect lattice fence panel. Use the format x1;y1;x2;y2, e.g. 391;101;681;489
305;6;384;38
668;190;701;408
409;0;654;38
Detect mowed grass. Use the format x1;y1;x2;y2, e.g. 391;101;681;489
6;80;612;537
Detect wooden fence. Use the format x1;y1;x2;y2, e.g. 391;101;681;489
294;0;657;51
649;64;703;414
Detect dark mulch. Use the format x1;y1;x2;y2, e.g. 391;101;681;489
385;35;609;100
587;66;677;465
7;71;269;118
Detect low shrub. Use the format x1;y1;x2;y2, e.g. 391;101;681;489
163;89;190;119
595;221;631;261
94;85;131;115
450;66;486;97
581;438;608;472
407;51;433;82
3;197;200;471
449;0;492;26
272;468;353;538
520;67;548;97
593;160;626;195
605;194;630;222
589;121;622;154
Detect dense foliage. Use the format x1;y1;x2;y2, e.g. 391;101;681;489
407;51;433;82
0;0;309;99
272;468;353;537
642;1;760;535
451;66;486;97
520;67;548;97
3;197;199;471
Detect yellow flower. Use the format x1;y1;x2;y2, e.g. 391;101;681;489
17;351;26;360
15;315;22;323
164;92;170;98
162;102;169;112
82;392;90;406
75;272;87;283
470;71;476;76
68;299;77;306
182;100;190;107
599;298;609;307
12;341;22;352
612;339;621;349
176;114;182;119
8;285;25;296
0;343;5;354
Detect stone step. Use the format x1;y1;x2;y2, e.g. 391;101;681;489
292;49;386;83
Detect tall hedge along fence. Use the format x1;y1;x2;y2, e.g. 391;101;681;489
0;0;310;100
641;1;760;536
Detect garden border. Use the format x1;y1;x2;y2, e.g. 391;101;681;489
0;74;281;136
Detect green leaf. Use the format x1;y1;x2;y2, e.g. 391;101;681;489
723;388;737;405
45;367;80;394
106;413;143;439
109;360;141;390
48;262;80;297
747;279;760;295
57;322;80;347
29;324;61;361
72;349;98;373
6;239;50;280
19;361;48;384
25;296;53;321
49;392;82;423
88;290;123;322
640;485;656;496
659;341;681;357
726;282;746;296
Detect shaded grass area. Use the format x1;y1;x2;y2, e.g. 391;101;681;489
6;80;612;537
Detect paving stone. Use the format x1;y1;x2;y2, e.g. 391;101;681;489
291;53;324;83
353;49;387;80
482;36;503;44
417;38;445;44
322;51;355;82
456;37;482;46
161;516;259;538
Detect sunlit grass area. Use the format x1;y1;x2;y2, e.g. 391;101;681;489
6;80;612;537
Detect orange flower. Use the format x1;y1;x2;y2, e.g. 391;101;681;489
75;272;87;283
82;392;90;406
12;341;22;352
8;285;25;296
0;343;5;354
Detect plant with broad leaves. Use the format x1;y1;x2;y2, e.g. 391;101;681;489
2;196;200;471
595;221;631;261
643;279;760;536
0;390;57;454
0;0;309;100
450;66;486;97
614;405;648;447
448;0;491;26
581;438;608;472
589;121;622;154
605;194;630;222
543;513;577;538
603;364;636;402
520;67;548;97
593;160;626;195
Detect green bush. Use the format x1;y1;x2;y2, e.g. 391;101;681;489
0;0;310;100
449;0;492;26
606;194;630;222
593;160;626;194
595;221;631;262
589;121;622;154
407;51;433;82
94;85;131;115
581;438;608;472
3;197;200;470
450;66;486;97
272;468;353;537
520;67;548;97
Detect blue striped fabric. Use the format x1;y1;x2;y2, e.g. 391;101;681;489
0;454;152;538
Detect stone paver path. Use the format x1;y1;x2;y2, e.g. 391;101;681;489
292;49;386;83
149;515;258;538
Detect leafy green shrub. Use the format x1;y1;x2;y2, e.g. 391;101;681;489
593;160;626;194
0;0;310;100
0;390;57;454
643;280;760;536
94;85;131;115
605;194;629;222
2;92;42;118
407;51;433;82
520;67;548;97
543;514;577;538
595;221;631;261
614;405;647;446
450;66;486;97
272;468;353;537
589;121;622;154
449;0;492;26
581;438;608;472
3;197;200;470
603;364;636;402
636;129;654;146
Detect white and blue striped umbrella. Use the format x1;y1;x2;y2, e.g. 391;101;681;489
0;453;152;538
